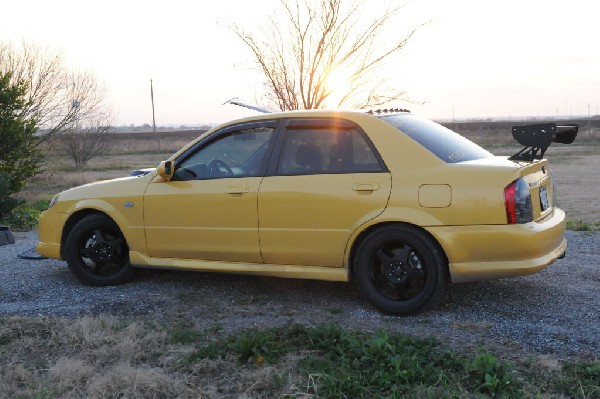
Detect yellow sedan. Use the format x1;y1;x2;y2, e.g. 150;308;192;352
36;110;574;314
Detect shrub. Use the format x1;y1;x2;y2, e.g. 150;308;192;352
0;171;23;219
2;204;41;231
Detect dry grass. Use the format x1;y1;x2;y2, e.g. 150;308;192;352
0;317;301;398
20;130;203;201
45;130;202;156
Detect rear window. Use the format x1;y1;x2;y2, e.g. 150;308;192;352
381;115;492;163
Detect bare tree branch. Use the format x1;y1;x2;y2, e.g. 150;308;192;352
62;110;114;169
0;41;112;145
231;0;426;111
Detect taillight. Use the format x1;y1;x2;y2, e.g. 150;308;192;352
504;178;533;224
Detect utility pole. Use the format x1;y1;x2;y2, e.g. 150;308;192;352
151;79;161;151
588;103;591;140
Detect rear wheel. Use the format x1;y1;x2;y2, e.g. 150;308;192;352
64;214;136;286
354;225;447;315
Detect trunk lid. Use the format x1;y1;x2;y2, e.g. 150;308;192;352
517;159;555;221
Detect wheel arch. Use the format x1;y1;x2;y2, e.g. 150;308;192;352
347;221;449;281
60;209;123;259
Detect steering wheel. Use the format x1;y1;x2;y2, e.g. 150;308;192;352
208;159;233;176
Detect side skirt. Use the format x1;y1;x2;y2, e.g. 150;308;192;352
129;251;350;282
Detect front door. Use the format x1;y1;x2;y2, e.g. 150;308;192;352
143;122;277;262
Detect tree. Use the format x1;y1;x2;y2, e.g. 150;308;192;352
0;71;42;194
62;110;113;169
60;69;114;169
1;40;115;169
232;0;425;111
0;41;109;144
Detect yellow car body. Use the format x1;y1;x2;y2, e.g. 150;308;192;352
36;110;568;314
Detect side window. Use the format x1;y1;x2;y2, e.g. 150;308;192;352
173;126;274;180
276;121;385;175
347;131;384;172
277;129;334;175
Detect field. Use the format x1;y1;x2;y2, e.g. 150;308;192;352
21;130;202;202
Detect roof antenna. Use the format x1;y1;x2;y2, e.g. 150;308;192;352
223;98;273;114
150;79;161;151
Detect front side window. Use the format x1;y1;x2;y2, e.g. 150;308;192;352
276;119;385;175
173;126;275;180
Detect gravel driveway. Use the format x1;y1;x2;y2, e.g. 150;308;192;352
1;230;598;358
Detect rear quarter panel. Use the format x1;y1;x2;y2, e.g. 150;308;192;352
344;114;566;281
353;115;522;226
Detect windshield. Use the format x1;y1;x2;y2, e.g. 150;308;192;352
381;115;493;163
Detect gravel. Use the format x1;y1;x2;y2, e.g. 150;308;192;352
1;230;598;358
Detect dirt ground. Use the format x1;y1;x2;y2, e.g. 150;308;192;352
2;230;599;360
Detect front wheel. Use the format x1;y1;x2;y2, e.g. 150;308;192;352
354;225;447;315
64;214;137;286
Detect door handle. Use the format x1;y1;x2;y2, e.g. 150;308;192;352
226;186;250;194
352;183;380;192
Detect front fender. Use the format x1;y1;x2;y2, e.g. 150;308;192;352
63;197;147;255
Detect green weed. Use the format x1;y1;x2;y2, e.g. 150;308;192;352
467;352;518;397
566;219;600;232
557;361;600;398
183;323;524;398
169;324;205;345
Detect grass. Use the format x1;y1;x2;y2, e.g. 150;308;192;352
1;317;598;398
567;219;600;232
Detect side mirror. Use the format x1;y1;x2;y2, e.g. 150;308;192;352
157;160;174;181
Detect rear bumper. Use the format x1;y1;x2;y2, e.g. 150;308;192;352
427;208;566;283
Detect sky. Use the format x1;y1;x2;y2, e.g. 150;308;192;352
1;0;599;125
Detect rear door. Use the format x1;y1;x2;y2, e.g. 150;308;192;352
258;118;391;267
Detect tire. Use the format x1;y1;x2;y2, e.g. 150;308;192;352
64;214;137;286
354;225;447;315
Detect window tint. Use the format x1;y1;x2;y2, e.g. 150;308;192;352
381;114;492;163
277;121;384;175
173;126;274;180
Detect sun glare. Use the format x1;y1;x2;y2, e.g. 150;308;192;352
324;72;353;108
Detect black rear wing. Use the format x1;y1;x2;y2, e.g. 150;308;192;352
509;123;578;161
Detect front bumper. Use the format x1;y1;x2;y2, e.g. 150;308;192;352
35;209;68;260
427;208;567;283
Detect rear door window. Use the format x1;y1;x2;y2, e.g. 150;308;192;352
275;118;386;175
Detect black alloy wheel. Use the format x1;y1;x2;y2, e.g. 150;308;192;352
354;225;447;315
64;214;137;286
